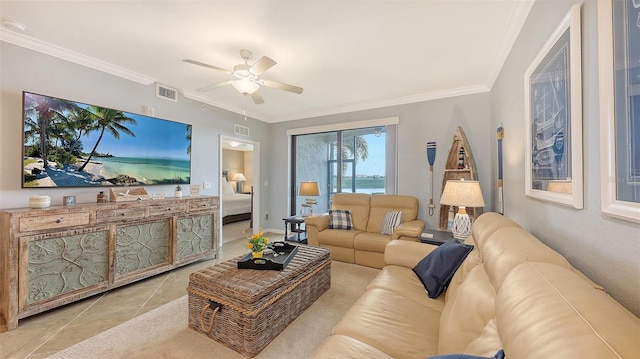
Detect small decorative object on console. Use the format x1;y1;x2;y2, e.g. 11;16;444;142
174;185;183;198
29;195;51;208
63;195;76;206
97;191;107;203
109;187;149;202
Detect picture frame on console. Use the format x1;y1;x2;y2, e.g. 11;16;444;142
597;0;640;223
524;4;583;209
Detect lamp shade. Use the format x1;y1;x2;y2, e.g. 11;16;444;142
231;173;247;182
299;182;320;196
440;180;485;208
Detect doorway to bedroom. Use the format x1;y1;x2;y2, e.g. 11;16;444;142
220;136;260;246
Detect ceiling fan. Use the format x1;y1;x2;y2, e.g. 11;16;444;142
183;49;303;104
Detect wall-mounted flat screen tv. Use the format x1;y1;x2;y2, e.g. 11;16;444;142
22;91;192;188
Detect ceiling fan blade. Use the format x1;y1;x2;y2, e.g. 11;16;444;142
262;80;303;94
250;91;265;104
183;59;231;74
250;56;277;76
196;80;234;92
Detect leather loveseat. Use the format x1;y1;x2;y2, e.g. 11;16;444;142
305;193;425;269
311;212;640;358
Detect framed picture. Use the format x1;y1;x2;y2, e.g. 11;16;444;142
63;195;76;206
524;4;583;209
598;0;640;222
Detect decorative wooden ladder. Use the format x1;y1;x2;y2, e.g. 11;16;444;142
438;126;483;230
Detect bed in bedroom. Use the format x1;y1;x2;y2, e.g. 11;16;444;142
222;173;253;225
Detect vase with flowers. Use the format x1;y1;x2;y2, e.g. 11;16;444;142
247;230;269;258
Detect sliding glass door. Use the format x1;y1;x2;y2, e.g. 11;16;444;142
291;125;394;215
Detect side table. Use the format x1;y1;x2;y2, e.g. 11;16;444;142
419;229;455;246
283;215;307;243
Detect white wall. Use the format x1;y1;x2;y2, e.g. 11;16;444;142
491;0;640;316
266;92;493;232
0;43;272;221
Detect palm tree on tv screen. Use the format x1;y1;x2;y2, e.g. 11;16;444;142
185;124;192;156
77;106;136;172
23;94;78;169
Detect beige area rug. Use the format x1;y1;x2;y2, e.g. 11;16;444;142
46;261;379;359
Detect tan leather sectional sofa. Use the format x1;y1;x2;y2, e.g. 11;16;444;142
305;193;425;269
311;212;640;358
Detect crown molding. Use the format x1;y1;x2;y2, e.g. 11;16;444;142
0;29;156;85
485;1;535;89
275;84;491;123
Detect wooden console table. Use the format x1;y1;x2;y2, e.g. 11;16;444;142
0;196;219;331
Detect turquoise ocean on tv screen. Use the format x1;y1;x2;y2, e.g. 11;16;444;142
97;156;190;184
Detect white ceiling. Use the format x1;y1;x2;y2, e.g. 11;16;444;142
0;1;533;123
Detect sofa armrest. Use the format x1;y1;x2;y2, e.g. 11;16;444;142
384;240;437;268
305;214;330;247
391;219;425;240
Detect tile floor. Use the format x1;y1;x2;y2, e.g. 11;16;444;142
0;221;279;359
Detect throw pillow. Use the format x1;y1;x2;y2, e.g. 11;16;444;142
427;349;505;359
413;239;474;299
381;210;402;235
328;209;354;230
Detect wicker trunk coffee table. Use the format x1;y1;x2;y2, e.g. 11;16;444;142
187;245;331;357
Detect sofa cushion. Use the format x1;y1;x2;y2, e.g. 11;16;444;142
332;288;440;359
328;209;354;230
367;265;445;310
353;232;389;252
497;262;640;358
332;193;371;231
438;265;496;354
385;240;439;268
445;249;482;301
311;334;394;359
464;319;503;357
413;240;474;298
482;226;570;290
317;229;361;248
381;210;402;235
428;349;504;359
468;212;520;259
367;195;418;233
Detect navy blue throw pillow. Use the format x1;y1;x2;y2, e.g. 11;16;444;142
427;349;505;359
412;239;474;299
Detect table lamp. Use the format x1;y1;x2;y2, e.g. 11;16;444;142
440;179;485;239
231;173;247;193
299;181;320;216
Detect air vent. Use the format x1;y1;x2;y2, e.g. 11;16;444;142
234;124;250;137
156;84;178;102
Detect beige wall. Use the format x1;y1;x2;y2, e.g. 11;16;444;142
222;149;253;192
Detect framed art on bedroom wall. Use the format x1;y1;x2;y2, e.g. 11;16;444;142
524;3;583;209
598;0;640;223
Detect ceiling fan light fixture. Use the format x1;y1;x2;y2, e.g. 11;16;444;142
232;78;260;95
185;48;302;103
233;63;251;78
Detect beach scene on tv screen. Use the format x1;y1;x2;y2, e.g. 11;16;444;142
23;92;192;188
